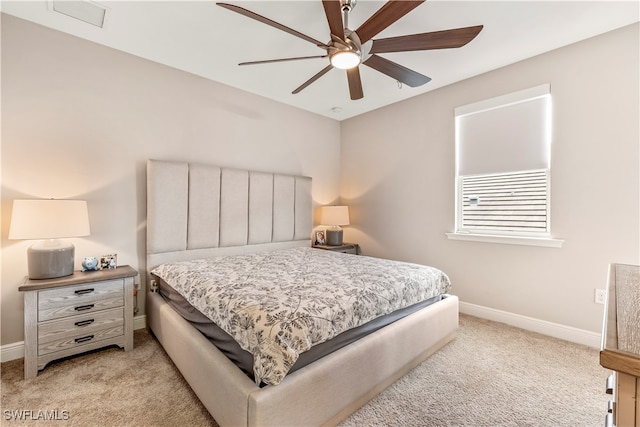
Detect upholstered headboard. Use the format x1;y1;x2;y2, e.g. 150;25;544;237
146;160;312;269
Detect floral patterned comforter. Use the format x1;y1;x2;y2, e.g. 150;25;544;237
151;247;451;385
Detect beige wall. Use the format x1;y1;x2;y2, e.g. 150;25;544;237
340;23;640;333
0;15;341;345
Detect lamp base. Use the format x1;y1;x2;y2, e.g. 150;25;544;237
27;240;75;279
326;228;343;246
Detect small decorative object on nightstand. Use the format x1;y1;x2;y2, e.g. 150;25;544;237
19;265;137;380
313;242;360;255
81;257;99;272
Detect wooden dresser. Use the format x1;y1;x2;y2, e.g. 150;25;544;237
19;266;137;380
600;263;640;427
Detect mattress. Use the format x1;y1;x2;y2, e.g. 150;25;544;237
156;276;444;383
151;247;451;385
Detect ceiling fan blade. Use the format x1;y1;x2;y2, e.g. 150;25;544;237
240;55;328;66
347;67;364;100
217;3;328;48
363;54;431;87
370;25;484;53
322;0;344;40
292;65;334;94
355;0;425;44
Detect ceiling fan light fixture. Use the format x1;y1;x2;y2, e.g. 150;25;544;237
330;51;361;69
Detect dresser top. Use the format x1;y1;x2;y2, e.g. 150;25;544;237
19;265;138;292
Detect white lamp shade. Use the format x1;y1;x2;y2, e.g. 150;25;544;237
320;206;350;226
9;199;91;240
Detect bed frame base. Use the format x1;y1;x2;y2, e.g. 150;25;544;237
322;331;456;426
147;290;458;427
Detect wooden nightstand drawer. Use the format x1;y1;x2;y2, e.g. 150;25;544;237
38;322;124;356
38;325;124;356
38;280;124;322
38;307;125;355
335;247;357;254
313;243;360;255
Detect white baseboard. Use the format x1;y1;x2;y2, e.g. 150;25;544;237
1;315;148;363
133;314;147;331
0;341;25;364
459;301;601;348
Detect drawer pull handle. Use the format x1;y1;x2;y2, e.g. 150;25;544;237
75;288;94;295
74;304;95;312
74;335;94;344
74;319;95;327
606;374;614;394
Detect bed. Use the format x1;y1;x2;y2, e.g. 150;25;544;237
145;159;458;426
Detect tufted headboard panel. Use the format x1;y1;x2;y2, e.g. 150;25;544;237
146;159;312;268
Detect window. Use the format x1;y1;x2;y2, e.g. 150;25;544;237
450;84;562;246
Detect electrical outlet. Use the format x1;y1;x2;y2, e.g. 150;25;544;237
595;289;606;304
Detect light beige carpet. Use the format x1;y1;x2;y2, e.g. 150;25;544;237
1;314;609;426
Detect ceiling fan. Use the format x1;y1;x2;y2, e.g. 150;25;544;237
217;0;483;100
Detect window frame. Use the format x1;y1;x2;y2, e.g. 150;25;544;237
449;85;563;247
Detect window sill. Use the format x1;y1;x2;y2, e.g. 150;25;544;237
445;232;564;248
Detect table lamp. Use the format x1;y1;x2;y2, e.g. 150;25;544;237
9;199;91;279
320;206;350;246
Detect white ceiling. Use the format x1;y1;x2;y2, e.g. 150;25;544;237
2;1;639;120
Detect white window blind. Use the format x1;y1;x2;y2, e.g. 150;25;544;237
459;169;549;235
454;84;552;238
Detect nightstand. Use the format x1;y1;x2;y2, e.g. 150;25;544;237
313;243;360;255
19;265;137;380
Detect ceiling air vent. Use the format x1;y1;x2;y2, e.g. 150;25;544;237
51;1;108;28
